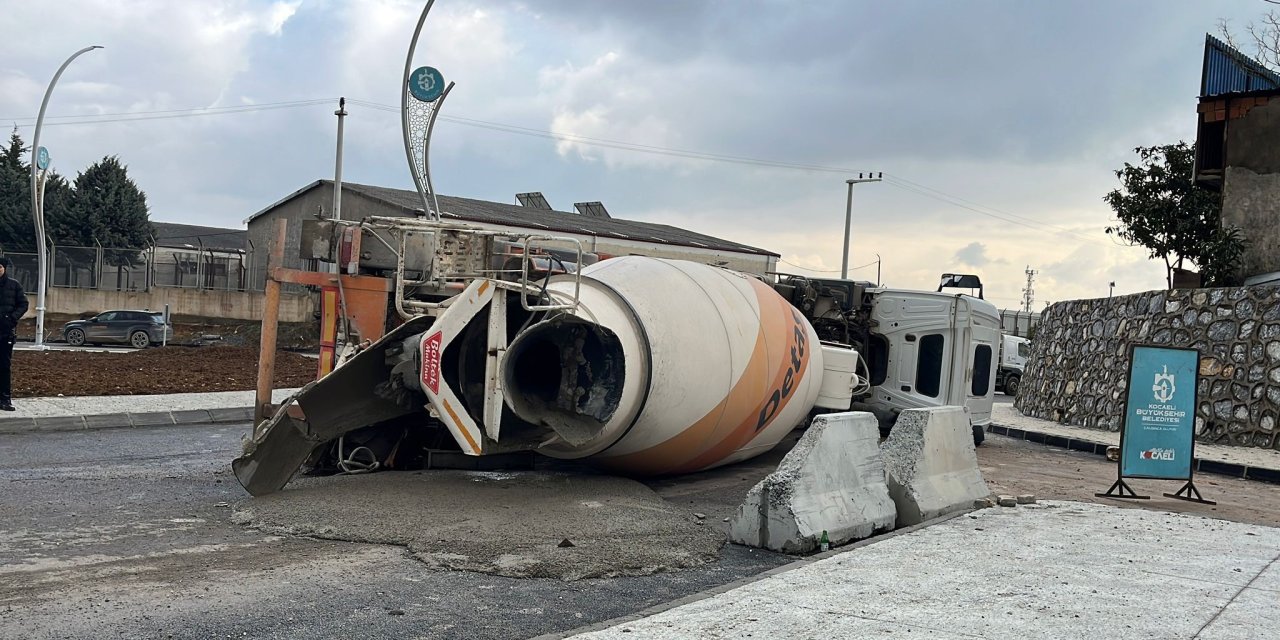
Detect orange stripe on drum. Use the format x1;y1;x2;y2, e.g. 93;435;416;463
597;277;809;474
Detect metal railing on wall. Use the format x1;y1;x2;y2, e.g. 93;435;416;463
0;242;261;293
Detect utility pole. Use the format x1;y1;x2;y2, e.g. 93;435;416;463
332;97;347;224
1021;265;1037;313
841;172;882;279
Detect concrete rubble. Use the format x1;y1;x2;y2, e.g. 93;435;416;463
728;412;896;553
882;406;991;525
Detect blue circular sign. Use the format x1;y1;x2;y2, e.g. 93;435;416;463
408;66;445;102
37;146;50;170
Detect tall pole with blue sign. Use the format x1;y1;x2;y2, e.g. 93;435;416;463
30;45;103;349
401;0;455;222
1097;344;1215;504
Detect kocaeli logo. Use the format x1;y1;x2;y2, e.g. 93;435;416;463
1152;365;1176;403
421;331;443;395
1140;448;1175;461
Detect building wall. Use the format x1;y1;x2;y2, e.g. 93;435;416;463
1221;99;1280;278
24;287;316;323
1015;286;1280;450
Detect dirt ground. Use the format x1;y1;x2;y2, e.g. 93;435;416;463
11;346;318;397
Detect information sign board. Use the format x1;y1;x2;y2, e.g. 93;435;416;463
1120;345;1198;480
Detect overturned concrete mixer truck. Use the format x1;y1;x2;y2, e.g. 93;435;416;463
233;217;999;496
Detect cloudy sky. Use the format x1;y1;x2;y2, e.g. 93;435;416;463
1;0;1271;310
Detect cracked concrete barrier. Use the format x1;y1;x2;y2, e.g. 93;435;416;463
729;412;896;553
883;406;990;525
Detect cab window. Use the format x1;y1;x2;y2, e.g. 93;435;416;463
971;345;992;396
916;334;944;398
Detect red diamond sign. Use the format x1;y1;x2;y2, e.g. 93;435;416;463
421;331;443;395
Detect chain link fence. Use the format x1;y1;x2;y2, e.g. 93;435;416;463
0;243;258;292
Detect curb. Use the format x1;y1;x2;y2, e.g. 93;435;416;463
0;406;255;435
987;423;1280;484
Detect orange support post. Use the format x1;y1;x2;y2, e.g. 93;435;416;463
254;219;287;424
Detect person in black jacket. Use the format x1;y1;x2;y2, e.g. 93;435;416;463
0;256;28;411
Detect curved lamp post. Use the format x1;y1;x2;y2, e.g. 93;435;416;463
30;45;103;349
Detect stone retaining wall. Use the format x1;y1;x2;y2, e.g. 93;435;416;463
1014;286;1280;449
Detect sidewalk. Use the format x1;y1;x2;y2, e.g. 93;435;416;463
554;501;1280;639
989;404;1280;483
0;389;299;433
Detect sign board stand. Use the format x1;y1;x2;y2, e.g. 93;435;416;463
1096;344;1215;505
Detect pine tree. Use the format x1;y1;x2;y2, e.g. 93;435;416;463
0;131;34;252
61;156;153;256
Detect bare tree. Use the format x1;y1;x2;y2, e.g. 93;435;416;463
1219;7;1280;70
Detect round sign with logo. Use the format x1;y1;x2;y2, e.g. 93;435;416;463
408;66;445;102
37;146;50;170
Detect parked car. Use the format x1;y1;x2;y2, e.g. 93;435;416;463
62;310;170;348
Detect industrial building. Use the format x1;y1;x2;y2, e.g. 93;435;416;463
243;180;779;285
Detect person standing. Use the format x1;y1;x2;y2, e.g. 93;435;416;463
0;256;28;411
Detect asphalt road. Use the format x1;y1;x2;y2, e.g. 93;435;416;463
0;424;792;640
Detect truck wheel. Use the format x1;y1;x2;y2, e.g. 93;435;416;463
66;328;85;346
972;423;985;446
1005;374;1021;397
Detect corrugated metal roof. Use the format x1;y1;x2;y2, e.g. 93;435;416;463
249;180;778;257
1201;33;1280;97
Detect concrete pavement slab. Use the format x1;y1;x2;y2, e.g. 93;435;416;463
568;501;1280;639
1196;577;1280;640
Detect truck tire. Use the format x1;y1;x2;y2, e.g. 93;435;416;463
1005;374;1021;397
972;423;985;446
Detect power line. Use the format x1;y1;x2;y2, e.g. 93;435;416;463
4;99;333;128
10;96;1112;248
779;258;877;273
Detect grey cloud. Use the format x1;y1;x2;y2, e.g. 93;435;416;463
954;242;990;267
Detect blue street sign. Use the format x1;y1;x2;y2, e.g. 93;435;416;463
408;66;445;102
37;146;49;170
1120;346;1199;480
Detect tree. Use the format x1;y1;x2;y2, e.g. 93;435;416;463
1219;7;1280;70
0;131;80;254
1104;142;1246;289
0;130;34;251
54;156;153;252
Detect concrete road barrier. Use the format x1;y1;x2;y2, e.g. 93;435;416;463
729;412;896;553
882;406;990;525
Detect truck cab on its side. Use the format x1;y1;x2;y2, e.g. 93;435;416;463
772;274;1000;445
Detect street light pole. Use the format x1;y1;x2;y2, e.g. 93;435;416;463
840;173;882;279
1109;281;1115;298
30;45;102;349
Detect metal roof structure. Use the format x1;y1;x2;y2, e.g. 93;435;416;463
246;180;778;257
151;221;247;251
1201;33;1280;97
